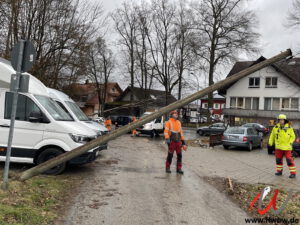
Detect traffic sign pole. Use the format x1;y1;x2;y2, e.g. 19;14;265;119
2;40;25;190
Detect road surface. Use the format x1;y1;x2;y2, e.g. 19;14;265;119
60;135;249;225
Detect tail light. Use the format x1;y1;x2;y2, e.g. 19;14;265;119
243;136;248;142
296;138;300;143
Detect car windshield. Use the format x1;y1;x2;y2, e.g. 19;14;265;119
65;101;89;121
225;127;245;134
35;95;73;121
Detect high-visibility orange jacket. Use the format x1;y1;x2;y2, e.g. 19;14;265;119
104;119;112;127
164;118;184;141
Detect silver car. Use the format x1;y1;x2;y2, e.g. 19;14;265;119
222;127;263;151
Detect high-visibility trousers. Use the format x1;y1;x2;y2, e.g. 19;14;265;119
166;141;182;169
275;149;296;175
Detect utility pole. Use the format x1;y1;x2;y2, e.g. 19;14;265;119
19;49;292;181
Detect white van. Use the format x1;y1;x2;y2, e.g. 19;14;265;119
47;88;108;151
0;58;101;174
136;112;165;137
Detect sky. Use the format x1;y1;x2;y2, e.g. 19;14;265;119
99;0;300;92
101;0;300;58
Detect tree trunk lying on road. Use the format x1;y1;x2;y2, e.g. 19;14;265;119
19;49;292;181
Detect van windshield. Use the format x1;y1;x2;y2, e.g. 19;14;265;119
35;95;73;121
65;101;89;121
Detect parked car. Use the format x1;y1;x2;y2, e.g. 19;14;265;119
242;123;269;136
115;115;132;127
93;117;105;124
222;127;263;151
136;112;164;137
197;123;227;136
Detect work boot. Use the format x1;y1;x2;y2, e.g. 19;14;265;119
289;174;296;179
166;168;171;173
176;169;184;175
275;171;282;176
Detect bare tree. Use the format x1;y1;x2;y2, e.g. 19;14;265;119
112;1;138;111
191;0;259;121
287;0;300;27
146;0;179;105
0;0;105;89
87;37;115;116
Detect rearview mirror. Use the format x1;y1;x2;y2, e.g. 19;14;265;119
28;111;43;123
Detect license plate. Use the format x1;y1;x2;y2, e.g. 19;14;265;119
229;135;238;140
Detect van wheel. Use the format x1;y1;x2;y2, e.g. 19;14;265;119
151;130;157;138
248;142;253;151
37;148;66;175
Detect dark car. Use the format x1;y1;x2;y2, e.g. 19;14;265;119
115;116;132;127
267;129;300;157
223;127;263;151
242;123;269;136
197;123;227;136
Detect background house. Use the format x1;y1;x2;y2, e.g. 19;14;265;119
219;57;300;128
199;93;226;121
105;87;177;116
64;80;123;117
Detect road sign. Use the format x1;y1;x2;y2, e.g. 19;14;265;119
11;40;36;73
2;40;36;190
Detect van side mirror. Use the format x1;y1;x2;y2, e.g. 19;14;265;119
28;111;43;123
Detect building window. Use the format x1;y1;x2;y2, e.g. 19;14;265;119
272;98;280;110
282;98;290;110
265;77;278;88
230;97;236;108
202;103;208;109
245;98;252;110
264;98;271;110
252;98;259;110
291;98;299;111
237;97;244;109
213;103;220;109
249;77;260;88
221;103;225;109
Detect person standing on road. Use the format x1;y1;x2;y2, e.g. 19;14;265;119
268;114;296;178
104;117;112;132
164;110;186;174
131;116;137;137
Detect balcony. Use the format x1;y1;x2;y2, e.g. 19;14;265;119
223;108;300;120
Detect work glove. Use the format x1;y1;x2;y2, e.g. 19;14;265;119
181;140;186;146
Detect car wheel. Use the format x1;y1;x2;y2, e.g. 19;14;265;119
223;145;229;150
292;150;299;158
248;142;253;151
151;130;155;138
37;148;66;175
198;130;204;136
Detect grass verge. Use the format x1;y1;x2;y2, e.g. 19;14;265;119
0;170;80;225
205;176;300;225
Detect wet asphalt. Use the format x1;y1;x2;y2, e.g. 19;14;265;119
59;134;249;225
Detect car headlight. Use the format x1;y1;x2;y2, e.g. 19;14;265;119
69;134;92;143
143;124;152;130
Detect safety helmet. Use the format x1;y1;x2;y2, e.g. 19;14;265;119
170;110;178;116
182;145;188;151
278;114;287;120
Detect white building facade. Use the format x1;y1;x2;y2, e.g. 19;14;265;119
221;59;300;128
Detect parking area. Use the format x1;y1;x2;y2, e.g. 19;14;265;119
184;143;300;191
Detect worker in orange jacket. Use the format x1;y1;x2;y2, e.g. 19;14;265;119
104;117;112;132
131;116;137;137
164;110;186;174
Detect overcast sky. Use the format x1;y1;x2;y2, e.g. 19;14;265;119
101;0;300;59
99;0;300;92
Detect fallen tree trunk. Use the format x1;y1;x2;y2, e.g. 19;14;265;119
19;49;292;181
